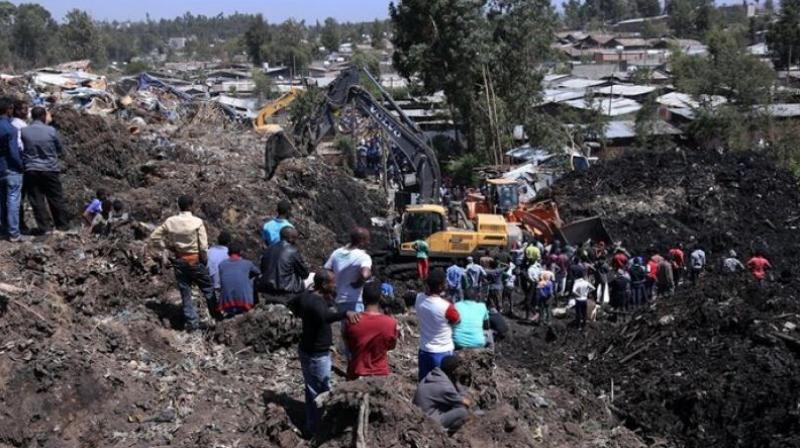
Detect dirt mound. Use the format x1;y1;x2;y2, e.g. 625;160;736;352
504;149;800;447
552;149;800;264
314;376;454;448
213;305;301;353
583;276;800;447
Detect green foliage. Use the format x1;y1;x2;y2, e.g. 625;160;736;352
60;9;105;64
321;17;341;52
252;69;276;101
124;60;150;75
766;0;800;70
446;153;484;187
243;15;270;65
261;19;313;73
672;28;774;106
12;3;57;67
335;135;357;169
390;0;555;154
370;19;386;49
288;88;325;131
667;0;716;38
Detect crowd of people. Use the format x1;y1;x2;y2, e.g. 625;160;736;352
145;192;777;437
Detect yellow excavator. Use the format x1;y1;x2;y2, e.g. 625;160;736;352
253;88;301;134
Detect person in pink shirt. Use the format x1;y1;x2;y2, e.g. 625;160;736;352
746;251;772;287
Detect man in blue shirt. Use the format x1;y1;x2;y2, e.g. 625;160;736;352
446;260;465;302
262;199;293;247
0;97;26;242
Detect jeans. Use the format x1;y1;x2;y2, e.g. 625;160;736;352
439;407;469;431
418;350;452;381
0;172;22;238
299;349;331;435
174;259;217;329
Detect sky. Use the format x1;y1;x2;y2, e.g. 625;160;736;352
12;0;394;23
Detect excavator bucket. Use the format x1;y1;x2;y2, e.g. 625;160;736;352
264;131;303;180
560;216;612;246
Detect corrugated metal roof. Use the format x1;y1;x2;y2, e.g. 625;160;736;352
563;97;642;116
656;92;727;109
556;78;607;89
603;120;682;139
757;103;800;118
594;84;658;96
541;88;586;104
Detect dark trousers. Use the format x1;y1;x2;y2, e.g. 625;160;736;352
26;171;68;230
575;300;587;328
174;259;217;329
631;282;646;308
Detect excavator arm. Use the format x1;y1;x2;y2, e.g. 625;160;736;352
253;88;300;134
265;66;441;202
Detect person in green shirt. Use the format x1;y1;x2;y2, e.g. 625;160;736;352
453;287;490;349
414;239;430;280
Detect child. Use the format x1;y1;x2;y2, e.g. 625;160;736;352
83;189;108;227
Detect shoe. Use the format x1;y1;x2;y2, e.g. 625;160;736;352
8;235;32;243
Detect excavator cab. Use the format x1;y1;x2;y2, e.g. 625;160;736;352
401;205;446;243
465;178;520;220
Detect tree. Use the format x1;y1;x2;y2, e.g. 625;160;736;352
673;27;774;106
370;19;385;49
243;15;269;65
391;0;490;150
11;3;57;67
563;0;585;29
0;1;15;68
59;9;105;64
263;19;312;73
667;0;716;38
320;17;340;52
636;0;662;16
766;0;800;70
252;69;275;101
487;0;555;150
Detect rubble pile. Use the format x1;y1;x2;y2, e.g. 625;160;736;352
551;149;800;263
498;148;800;447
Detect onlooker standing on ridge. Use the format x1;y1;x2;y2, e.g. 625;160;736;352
0;97;25;241
150;194;218;331
21;106;69;233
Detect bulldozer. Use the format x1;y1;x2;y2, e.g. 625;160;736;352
253;88;301;134
464;177;611;246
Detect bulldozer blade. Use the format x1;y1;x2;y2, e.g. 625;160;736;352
561;216;612;246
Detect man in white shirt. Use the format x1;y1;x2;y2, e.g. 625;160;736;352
415;269;460;381
572;267;595;330
324;227;373;314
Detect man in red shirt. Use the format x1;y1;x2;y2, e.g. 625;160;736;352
668;243;685;285
344;282;398;379
746;252;772;287
646;253;661;302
